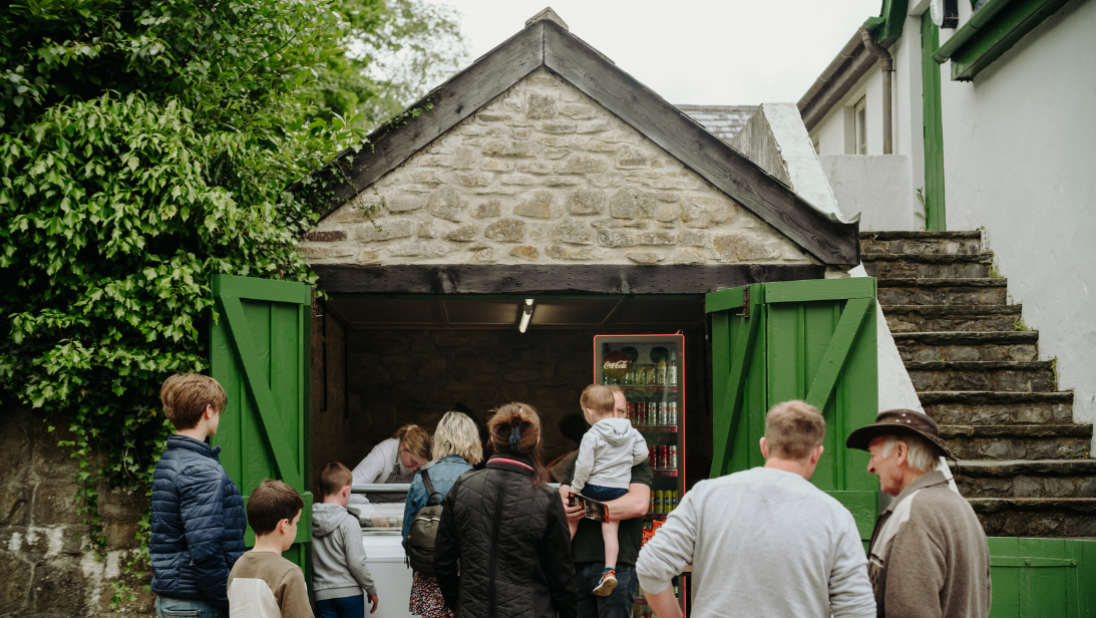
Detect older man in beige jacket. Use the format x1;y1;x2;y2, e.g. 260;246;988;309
847;409;991;618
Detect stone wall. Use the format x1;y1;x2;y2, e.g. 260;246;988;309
331;328;601;468
302;68;817;267
0;406;152;618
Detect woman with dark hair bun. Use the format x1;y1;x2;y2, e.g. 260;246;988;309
433;403;576;618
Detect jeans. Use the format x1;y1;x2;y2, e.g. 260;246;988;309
575;562;637;618
582;485;629;502
155;597;221;618
315;594;366;618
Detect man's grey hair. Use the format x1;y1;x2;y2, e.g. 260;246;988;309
880;434;940;474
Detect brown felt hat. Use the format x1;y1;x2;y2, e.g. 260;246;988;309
845;409;954;459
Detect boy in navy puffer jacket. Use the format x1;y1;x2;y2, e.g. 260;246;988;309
151;374;247;618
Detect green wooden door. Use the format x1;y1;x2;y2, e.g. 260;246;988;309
706;278;879;539
210;274;313;572
986;538;1096;618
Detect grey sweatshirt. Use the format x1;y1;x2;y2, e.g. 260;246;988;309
636;467;876;618
571;418;649;493
311;503;377;600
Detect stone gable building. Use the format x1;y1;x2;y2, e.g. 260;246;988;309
303;69;806;268
296;9;859;298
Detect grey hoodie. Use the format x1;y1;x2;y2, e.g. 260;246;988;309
572;417;649;493
311;503;377;601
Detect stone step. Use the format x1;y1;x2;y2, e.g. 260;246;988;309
952;460;1096;499
939;424;1091;460
907;360;1056;393
969;498;1096;538
922;391;1074;425
860;231;983;257
884;304;1022;332
895;331;1039;362
862;252;992;279
877;278;1008;306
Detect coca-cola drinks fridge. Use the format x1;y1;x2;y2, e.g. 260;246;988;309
593;334;685;518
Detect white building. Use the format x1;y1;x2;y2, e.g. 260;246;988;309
801;0;1096;436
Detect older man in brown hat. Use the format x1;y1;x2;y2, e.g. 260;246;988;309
846;409;991;618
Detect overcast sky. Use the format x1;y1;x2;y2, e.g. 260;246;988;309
442;0;882;105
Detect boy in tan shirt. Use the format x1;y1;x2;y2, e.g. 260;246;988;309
228;480;313;618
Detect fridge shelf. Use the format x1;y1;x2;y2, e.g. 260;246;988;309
636;425;678;433
652;469;679;477
613;385;679;393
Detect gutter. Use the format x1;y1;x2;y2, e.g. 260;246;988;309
859;27;894;154
932;0;1072;81
798;30;893;132
933;0;1019;63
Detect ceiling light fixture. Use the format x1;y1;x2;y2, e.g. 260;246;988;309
519;298;535;333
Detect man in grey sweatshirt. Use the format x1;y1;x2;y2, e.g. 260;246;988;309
636;401;876;618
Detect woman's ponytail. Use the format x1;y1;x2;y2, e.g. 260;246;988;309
488;402;550;487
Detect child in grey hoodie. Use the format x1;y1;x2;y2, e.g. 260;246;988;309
312;463;378;618
570;385;649;597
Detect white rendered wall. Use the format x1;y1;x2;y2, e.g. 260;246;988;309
808;30;922;229
812;103;848;156
938;0;1096;432
820;155;916;230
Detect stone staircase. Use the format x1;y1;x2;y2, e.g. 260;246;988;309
861;231;1096;538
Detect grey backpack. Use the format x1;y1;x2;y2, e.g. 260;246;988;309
406;468;444;575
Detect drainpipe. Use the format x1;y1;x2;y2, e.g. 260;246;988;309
859;27;893;155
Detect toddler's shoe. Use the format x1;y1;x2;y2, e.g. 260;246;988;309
593;568;617;596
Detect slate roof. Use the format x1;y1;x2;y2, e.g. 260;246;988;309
677;105;757;145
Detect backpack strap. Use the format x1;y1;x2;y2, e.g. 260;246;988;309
420;468;444;506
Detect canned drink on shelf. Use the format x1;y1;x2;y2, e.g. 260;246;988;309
661;446;669;468
649;493;655;514
654;490;664;514
669;445;677;469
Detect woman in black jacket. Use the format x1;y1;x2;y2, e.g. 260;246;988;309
434;403;577;618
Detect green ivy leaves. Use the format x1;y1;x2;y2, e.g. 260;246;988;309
0;0;369;606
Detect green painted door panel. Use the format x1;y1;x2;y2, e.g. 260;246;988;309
210;274;313;574
708;284;766;478
706;278;879;539
985;537;1096;618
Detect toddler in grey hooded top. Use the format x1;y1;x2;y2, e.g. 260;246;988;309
312;463;378;618
569;385;649;598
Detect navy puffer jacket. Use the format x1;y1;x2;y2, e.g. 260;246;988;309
150;435;246;612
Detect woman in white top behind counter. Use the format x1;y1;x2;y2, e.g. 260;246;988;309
351;424;432;504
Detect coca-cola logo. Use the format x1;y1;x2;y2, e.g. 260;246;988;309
602;351;630;379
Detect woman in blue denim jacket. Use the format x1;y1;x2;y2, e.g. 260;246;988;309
402;411;483;618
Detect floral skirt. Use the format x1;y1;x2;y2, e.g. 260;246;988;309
409;572;453;618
